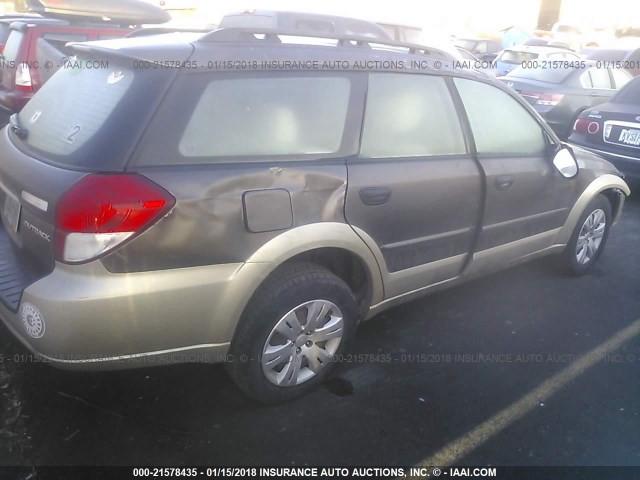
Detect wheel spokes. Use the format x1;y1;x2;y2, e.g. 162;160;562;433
262;342;293;367
279;353;303;386
305;345;332;374
261;299;345;387
575;208;606;265
311;316;344;343
274;310;303;342
305;300;331;332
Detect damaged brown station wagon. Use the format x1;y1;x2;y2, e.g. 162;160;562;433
0;27;630;402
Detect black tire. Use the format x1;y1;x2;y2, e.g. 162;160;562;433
562;194;612;275
226;262;358;403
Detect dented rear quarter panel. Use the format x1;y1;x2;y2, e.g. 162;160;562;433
101;162;349;272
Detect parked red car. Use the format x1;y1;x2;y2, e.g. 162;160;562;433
0;0;169;118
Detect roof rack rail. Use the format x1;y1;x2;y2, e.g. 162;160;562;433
198;27;456;61
126;27;211;38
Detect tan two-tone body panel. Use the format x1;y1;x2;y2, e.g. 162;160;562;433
3;150;628;369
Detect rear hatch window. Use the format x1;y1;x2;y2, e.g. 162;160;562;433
499;50;539;64
13;55;175;170
507;66;573;84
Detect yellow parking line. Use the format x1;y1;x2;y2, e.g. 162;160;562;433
417;317;640;467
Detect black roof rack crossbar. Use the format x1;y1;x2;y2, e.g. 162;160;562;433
198;27;455;60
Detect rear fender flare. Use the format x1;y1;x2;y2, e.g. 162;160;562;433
212;222;384;342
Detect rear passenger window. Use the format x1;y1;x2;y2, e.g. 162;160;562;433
612;69;631;89
580;68;612;89
179;76;350;158
360;74;466;158
454;78;546;155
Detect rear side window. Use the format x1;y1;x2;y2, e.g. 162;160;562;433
360;73;465;158
454;78;546;156
179;76;350;158
611;69;631;89
580;68;612;89
14;57;174;169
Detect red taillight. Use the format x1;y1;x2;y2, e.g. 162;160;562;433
56;174;175;263
521;92;564;106
573;118;599;135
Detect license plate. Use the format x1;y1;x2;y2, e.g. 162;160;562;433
2;190;21;233
618;128;640;147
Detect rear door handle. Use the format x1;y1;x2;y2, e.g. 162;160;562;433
495;175;514;190
359;187;392;206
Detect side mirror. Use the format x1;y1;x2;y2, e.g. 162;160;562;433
552;146;579;178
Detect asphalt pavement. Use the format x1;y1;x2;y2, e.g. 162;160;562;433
1;192;639;468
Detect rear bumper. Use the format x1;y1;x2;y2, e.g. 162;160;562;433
568;142;640;181
0;258;261;370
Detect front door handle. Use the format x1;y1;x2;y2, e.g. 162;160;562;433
495;175;514;190
359;187;392;206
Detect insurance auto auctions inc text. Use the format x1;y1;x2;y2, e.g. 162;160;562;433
255;467;497;477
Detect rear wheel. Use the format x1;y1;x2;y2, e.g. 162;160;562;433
226;262;358;403
563;194;612;275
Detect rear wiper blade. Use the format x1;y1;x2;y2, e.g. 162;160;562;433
9;113;28;140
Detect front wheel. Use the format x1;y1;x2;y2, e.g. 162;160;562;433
563;194;612;275
226;262;358;403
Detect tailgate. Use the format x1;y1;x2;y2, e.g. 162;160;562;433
0;127;85;299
